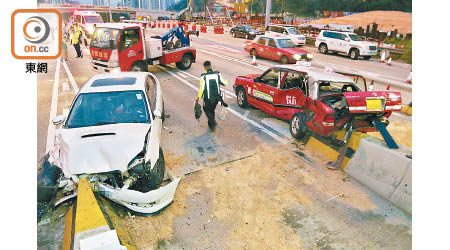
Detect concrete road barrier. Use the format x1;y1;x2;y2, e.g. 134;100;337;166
344;137;412;214
63;178;128;250
306;131;368;169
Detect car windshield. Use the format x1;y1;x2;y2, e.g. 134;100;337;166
277;39;295;48
286;27;299;35
85;16;103;23
243;25;252;30
66;90;150;128
348;34;363;41
90;28;119;49
317;81;361;96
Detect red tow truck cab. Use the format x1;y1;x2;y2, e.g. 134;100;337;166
90;23;196;73
233;63;402;139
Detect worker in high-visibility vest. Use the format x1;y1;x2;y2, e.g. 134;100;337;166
70;26;83;58
196;61;228;130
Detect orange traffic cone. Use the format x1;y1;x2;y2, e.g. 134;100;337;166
386;56;392;66
252;55;257;66
386;84;390;90
405;70;412;84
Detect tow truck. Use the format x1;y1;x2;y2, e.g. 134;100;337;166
90;23;196;73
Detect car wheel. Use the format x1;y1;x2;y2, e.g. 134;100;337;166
246;34;249;39
139;147;165;192
176;54;193;70
363;56;371;60
233;32;236;37
280;55;289;64
290;113;308;139
350;49;359;60
250;49;258;58
319;43;328;54
166;41;174;50
174;40;182;48
236;87;248;108
131;61;148;72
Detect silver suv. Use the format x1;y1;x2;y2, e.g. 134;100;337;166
315;30;377;60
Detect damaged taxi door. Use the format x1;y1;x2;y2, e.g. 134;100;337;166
250;68;280;116
275;70;308;120
144;74;162;170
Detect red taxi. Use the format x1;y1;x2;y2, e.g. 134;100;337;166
244;36;312;64
233;63;402;139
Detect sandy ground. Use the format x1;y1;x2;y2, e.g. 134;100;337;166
100;143;410;250
309;11;412;34
368;121;412;148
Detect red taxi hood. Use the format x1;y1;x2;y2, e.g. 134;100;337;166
278;47;309;55
341;91;402;113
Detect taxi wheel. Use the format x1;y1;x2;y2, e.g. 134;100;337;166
290;113;307;139
236;87;248;108
280;55;289;64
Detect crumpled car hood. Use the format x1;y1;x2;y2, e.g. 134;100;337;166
56;123;151;177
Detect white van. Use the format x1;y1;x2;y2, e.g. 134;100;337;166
314;30;377;60
72;10;104;38
265;24;306;46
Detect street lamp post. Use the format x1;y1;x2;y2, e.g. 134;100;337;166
108;0;112;22
265;0;272;28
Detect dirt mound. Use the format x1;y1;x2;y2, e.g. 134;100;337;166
309;11;412;34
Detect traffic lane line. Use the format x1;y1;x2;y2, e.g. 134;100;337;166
62;61;80;94
161;66;288;144
46;59;60;153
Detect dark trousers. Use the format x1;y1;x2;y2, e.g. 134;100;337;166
203;100;218;128
73;43;82;57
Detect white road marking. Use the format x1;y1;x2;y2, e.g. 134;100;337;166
204;44;243;53
177;72;188;79
173;68;236;98
197;48;269;72
62;81;70;92
261;118;292;139
244;110;249;117
46;59;60;153
162;66;288;144
62;61;80;94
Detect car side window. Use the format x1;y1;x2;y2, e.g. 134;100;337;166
281;71;307;94
145;76;157;112
119;28;141;52
257;37;267;45
260;69;279;88
268;38;276;47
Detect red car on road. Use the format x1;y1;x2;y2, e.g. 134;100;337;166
233;64;402;140
244;36;312;64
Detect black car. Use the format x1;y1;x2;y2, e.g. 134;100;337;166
231;25;263;39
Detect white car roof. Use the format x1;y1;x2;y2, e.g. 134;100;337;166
94;23;140;30
272;65;354;83
80;72;149;94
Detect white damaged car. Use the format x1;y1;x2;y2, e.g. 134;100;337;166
49;72;180;214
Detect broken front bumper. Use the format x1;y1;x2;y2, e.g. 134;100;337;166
94;172;181;214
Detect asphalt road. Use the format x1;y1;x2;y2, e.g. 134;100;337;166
37;35;412;249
